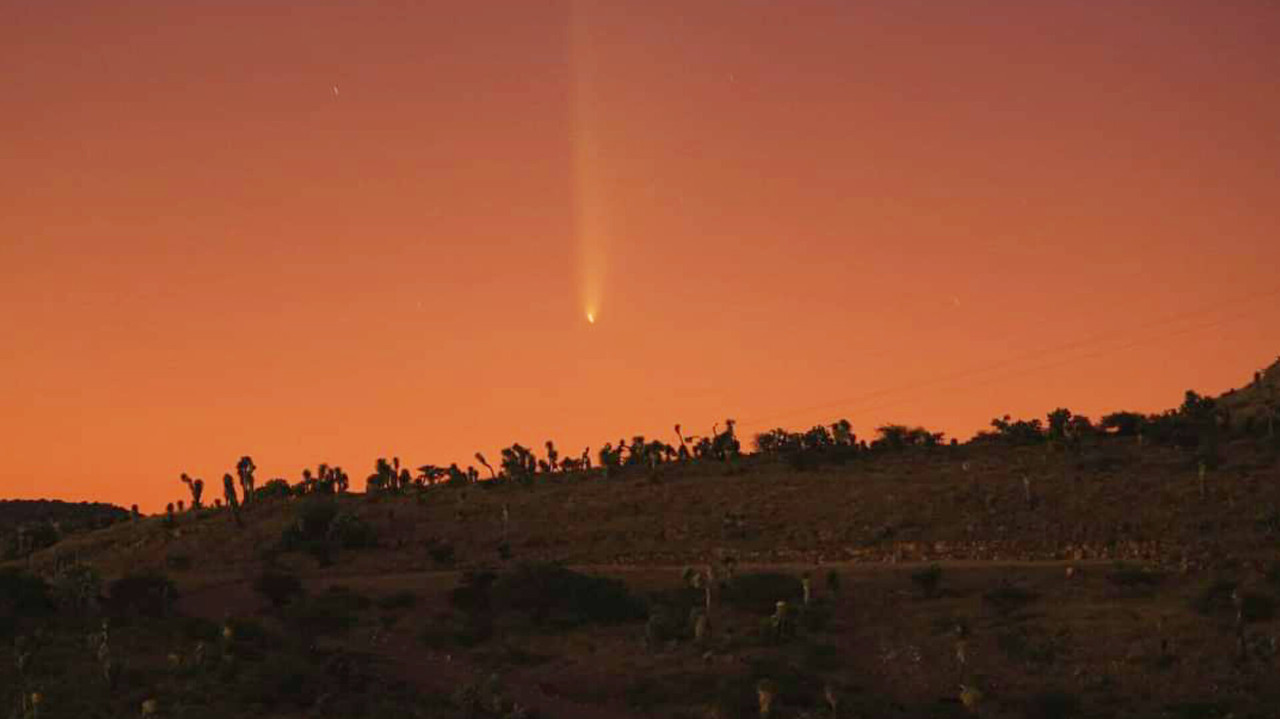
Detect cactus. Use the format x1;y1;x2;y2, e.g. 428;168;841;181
801;573;812;607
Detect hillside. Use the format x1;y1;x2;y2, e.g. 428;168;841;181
0;499;129;559
4;364;1280;718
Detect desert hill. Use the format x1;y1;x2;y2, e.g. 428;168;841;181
3;361;1280;718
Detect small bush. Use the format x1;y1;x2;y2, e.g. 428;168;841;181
328;512;377;549
1026;690;1082;719
492;563;645;628
428;541;456;567
984;582;1039;617
253;568;305;608
376;590;418;610
722;573;804;614
911;564;943;599
286;586;369;639
1107;563;1164;593
107;571;176;617
0;569;53;636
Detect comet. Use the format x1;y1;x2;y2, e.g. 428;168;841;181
586;311;596;325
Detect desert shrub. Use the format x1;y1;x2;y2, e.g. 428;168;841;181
997;626;1061;666
984;582;1039;617
492;562;645;628
826;569;841;594
0;569;53;636
1026;690;1082;719
722;572;804;613
427;540;456;567
450;570;498;615
644;604;687;643
783;450;821;472
165;553;192;571
286;586;369;639
328;512;376;549
802;642;844;672
253;568;305;608
1190;580;1276;622
376;590;418;610
106;570;176;617
911;564;943;598
1106;563;1164;594
255;478;293;501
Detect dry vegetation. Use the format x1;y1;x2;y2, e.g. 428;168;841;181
3;361;1280;718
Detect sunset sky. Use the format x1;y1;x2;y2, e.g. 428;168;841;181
3;0;1278;511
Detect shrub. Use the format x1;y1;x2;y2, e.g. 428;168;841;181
376;590;418;610
722;573;804;614
328;512;377;549
1026;690;1082;719
106;571;176;617
911;565;943;599
255;479;293;501
427;541;456;567
1106;563;1164;593
984;582;1039;616
253;568;305;608
286;586;370;639
492;562;645;628
0;569;53;636
1190;580;1276;622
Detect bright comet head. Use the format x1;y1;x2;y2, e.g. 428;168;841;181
586;311;596;325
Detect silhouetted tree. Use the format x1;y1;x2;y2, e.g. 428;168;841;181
1100;411;1145;437
831;418;854;446
475;452;496;480
875;424;945;450
222;474;241;527
416;464;447;487
711;419;741;460
179;473;204;509
500;444;538;485
545;441;559;472
988;415;1045;445
674;424;691;460
236;456;257;505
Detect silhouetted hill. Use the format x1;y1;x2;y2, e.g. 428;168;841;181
0;499;128;558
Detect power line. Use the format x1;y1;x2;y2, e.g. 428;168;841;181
736;284;1280;432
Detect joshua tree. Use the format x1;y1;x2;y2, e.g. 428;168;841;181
130;505;140;522
500;444;538;484
236;456;256;504
711;419;741;460
416;464;447;487
831;418;854;446
177;500;185;513
179;473;204;509
475;452;496;480
222;474;242;527
674;423;691;460
544;441;559;472
165;503;175;523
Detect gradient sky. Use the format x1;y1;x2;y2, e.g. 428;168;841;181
3;0;1279;511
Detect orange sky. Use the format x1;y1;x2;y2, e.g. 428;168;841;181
3;0;1279;511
